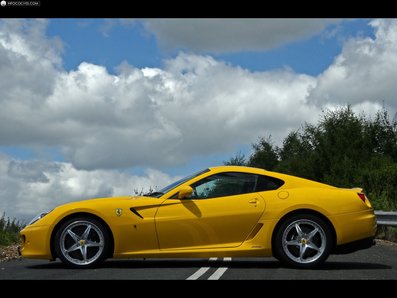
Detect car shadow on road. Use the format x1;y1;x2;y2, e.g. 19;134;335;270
316;261;391;270
26;258;391;270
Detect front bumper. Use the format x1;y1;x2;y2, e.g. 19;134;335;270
19;224;53;259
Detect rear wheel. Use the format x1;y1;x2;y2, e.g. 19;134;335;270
274;213;332;269
54;217;110;268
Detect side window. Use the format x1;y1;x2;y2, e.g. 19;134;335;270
256;175;284;191
190;172;257;199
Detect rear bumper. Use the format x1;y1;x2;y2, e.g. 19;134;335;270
330;209;377;245
334;236;376;254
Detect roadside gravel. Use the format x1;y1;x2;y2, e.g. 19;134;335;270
0;245;21;262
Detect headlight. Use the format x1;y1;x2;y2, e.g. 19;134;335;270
27;211;50;226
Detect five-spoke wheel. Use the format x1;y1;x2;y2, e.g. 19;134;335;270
54;217;110;268
274;214;332;268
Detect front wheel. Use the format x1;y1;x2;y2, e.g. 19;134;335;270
274;214;333;269
54;217;110;268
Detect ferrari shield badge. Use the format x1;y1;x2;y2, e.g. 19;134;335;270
115;208;123;217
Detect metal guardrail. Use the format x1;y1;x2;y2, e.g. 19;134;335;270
375;211;397;227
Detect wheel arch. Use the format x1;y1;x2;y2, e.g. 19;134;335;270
271;208;337;256
50;212;115;260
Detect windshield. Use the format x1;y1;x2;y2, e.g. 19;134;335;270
144;168;210;198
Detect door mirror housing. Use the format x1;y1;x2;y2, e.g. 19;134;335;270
178;185;193;199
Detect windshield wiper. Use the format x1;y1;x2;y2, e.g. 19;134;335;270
143;191;164;197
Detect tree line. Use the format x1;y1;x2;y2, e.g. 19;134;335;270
225;105;397;211
0;213;23;246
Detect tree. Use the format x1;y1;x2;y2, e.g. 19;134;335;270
223;151;247;166
312;106;368;186
364;107;397;162
247;136;279;170
276;130;316;179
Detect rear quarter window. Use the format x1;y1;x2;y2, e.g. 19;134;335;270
256;175;284;191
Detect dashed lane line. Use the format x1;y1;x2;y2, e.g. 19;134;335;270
186;257;217;280
186;257;231;280
208;257;231;280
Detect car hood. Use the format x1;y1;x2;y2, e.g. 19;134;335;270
55;195;164;211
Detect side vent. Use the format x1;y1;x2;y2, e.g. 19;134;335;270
246;223;263;241
130;208;144;219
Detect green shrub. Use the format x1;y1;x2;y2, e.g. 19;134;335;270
0;213;23;246
376;226;397;243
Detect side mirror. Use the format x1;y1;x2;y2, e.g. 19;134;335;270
178;185;193;199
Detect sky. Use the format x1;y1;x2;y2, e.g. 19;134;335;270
1;18;396;221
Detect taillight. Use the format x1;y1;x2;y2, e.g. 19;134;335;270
357;193;366;203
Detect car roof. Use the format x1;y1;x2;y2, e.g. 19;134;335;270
208;165;267;174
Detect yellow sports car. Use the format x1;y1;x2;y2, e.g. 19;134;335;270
20;166;376;269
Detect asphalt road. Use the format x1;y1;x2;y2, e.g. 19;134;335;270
1;240;396;280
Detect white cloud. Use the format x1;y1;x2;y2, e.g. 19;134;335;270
142;19;340;53
0;153;176;221
3;18;397;221
1;18;397;175
49;54;318;169
308;19;397;115
0;19;319;170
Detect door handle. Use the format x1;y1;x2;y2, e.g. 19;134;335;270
249;199;258;205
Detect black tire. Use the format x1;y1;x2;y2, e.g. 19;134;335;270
273;213;333;269
54;217;110;268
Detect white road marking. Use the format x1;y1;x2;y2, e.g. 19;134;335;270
186;257;217;280
208;257;231;280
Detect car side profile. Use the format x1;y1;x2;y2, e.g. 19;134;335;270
20;166;376;269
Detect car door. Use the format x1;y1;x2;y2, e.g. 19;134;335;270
155;172;266;250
